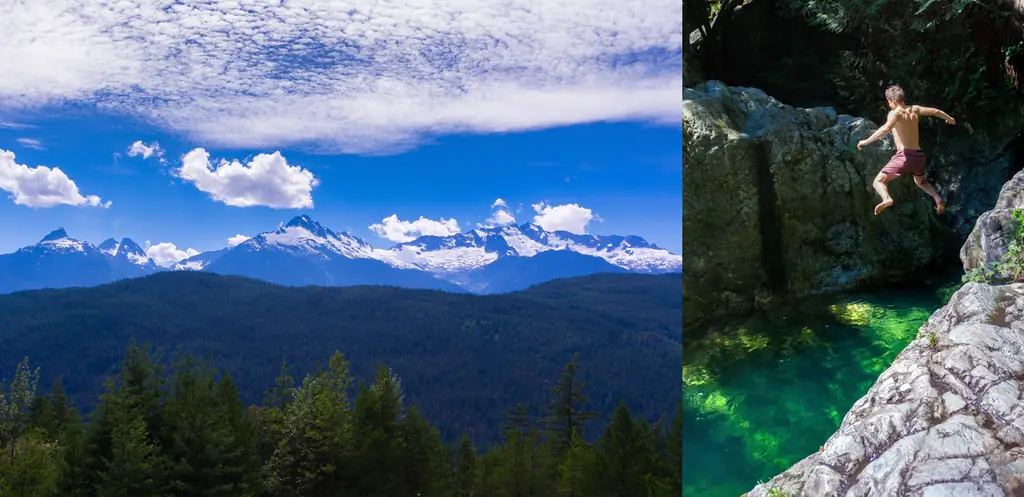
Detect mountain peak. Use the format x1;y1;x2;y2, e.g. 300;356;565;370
117;238;146;256
39;228;69;243
285;215;318;229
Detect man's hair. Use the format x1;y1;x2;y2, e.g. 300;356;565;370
885;85;905;103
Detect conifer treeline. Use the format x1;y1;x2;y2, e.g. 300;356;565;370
0;346;681;496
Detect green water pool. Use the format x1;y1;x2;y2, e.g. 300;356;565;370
682;278;961;496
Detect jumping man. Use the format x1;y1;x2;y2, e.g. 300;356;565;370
857;85;955;215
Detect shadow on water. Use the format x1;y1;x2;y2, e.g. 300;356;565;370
682;270;963;496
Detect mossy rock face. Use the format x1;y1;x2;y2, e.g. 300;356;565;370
683;82;950;329
697;0;1024;241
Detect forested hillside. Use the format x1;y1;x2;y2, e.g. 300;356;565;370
0;272;681;445
0;346;681;496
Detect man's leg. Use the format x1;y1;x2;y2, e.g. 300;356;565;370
913;174;945;214
873;171;897;215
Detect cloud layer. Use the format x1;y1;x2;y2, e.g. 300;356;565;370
16;138;45;151
227;234;250;247
531;202;597;234
479;197;516;227
127;140;164;160
176;149;318;209
145;241;198;267
369;214;462;243
0;148;109;208
0;0;682;153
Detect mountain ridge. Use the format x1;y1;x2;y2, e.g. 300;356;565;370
0;270;681;444
0;215;680;294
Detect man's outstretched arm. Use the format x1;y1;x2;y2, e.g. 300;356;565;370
858;111;898;149
917;106;956;124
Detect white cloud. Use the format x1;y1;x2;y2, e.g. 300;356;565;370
0;121;34;129
0;148;109;208
175;148;319;209
0;0;682;154
479;198;516;227
127;140;163;160
369;214;462;243
144;241;199;267
531;202;598;234
227;234;250;247
16;138;44;150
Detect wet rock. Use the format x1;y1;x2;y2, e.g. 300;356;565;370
683;81;950;328
745;282;1024;497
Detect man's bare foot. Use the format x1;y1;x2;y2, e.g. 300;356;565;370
874;198;894;215
935;200;945;214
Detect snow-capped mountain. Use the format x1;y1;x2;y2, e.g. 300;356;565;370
172;248;229;271
98;237;162;277
0;216;679;295
387;223;682;275
0;229;122;293
199;216;462;292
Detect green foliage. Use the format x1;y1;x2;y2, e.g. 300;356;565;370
0;345;679;497
964;209;1024;284
778;0;1024;130
766;487;792;497
0;271;680;446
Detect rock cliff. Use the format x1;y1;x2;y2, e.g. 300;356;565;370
744;168;1024;495
745;282;1024;497
683;81;950;329
961;168;1024;281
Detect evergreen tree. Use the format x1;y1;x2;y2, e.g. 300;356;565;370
0;358;40;462
668;405;681;496
215;372;261;495
95;398;166;497
0;428;61;497
348;364;405;497
70;346;170;497
397;405;451;496
542;354;597;455
264;351;352;497
0;346;678;497
554;428;594;497
163;357;256;496
30;376;78;443
594;401;647;497
453;434;478;497
495;403;542;497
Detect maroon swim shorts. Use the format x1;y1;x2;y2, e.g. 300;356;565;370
881;148;926;177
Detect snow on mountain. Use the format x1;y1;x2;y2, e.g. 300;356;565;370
32;228;91;254
388;223;681;274
235;215;420;269
0;216;677;294
0;229;116;293
99;238;158;268
98;238;120;256
98;237;161;276
172;248;229;271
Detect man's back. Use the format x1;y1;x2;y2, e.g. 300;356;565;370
891;106;922;150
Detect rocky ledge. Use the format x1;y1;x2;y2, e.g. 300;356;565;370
683;81;950;329
745;282;1024;496
961;167;1024;281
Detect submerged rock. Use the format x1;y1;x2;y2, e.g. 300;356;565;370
683;81;950;328
745;282;1024;496
961;167;1024;280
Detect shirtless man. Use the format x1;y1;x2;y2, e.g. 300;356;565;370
856;85;955;215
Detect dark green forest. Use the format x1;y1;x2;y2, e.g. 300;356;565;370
0;272;681;445
0;346;682;496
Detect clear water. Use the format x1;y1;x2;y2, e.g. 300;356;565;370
682;278;962;496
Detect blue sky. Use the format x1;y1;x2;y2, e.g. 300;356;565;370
0;0;681;266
